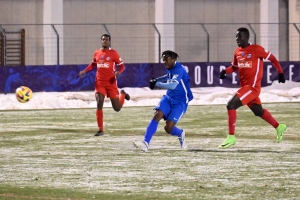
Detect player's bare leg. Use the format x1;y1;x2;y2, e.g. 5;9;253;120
164;120;176;134
153;110;164;121
110;90;130;112
110;98;122;112
95;93;105;136
227;95;243;110
249;103;264;116
250;103;287;142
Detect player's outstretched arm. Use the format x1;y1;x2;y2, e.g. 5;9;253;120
219;70;226;79
79;61;97;78
278;73;286;83
149;78;157;89
149;75;168;89
115;63;125;77
267;54;285;83
219;66;238;79
156;75;168;82
114;71;121;78
156;81;178;90
79;70;86;78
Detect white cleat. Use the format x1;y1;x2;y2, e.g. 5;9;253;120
178;130;187;149
133;141;149;152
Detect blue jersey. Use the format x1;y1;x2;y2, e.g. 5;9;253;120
165;62;193;104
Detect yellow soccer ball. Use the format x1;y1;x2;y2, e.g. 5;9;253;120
15;86;33;103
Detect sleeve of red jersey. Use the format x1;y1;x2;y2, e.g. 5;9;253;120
114;51;125;74
83;56;97;73
225;50;238;74
257;46;283;74
225;65;238;74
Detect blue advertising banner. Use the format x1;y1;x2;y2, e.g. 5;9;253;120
181;62;300;88
0;62;299;93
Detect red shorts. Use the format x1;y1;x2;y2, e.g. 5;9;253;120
236;85;261;107
95;82;119;98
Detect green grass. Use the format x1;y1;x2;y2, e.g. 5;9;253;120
0;103;300;200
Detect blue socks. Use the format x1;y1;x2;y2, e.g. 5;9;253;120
144;120;158;144
170;126;183;137
144;120;183;144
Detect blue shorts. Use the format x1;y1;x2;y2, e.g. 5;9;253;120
154;95;188;123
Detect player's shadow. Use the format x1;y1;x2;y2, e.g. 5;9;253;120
46;128;85;133
187;148;295;154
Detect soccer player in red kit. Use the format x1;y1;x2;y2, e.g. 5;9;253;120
79;34;130;136
219;27;287;148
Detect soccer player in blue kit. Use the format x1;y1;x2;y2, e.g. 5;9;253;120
134;50;193;152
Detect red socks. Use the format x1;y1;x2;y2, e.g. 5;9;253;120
227;108;279;136
119;93;125;105
228;110;236;135
96;92;126;133
261;109;279;128
96;110;104;132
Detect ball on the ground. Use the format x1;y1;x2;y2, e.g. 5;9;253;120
15;86;33;103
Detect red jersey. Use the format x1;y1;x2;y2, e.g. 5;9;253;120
84;48;125;86
227;44;283;88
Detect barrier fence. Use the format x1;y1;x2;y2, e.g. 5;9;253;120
0;23;299;66
1;62;299;93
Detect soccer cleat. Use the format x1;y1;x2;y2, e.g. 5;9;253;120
94;130;104;136
133;141;149;152
276;124;287;143
120;90;130;101
178;130;187;149
218;135;236;149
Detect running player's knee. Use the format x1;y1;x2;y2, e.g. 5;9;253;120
227;95;243;110
226;103;235;110
252;108;264;117
164;125;172;134
227;101;242;110
113;107;121;112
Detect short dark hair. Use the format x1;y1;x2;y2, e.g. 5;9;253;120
237;27;250;38
161;50;179;60
101;34;111;41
